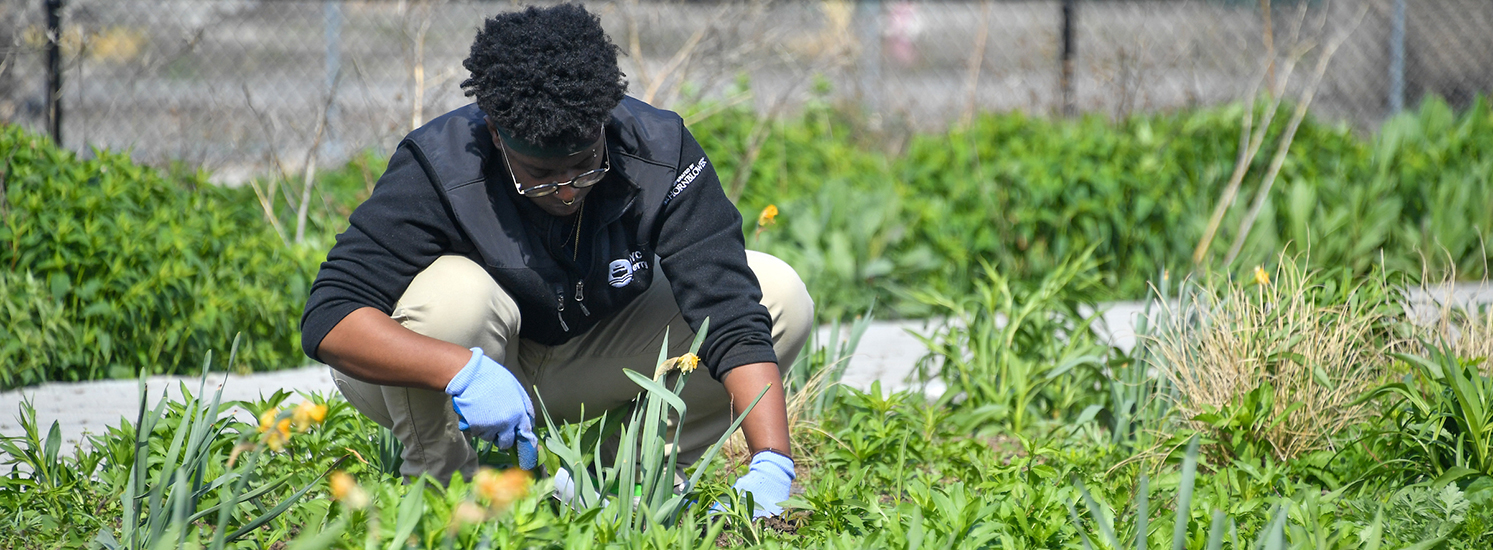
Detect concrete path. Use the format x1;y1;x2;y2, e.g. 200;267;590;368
0;308;1147;456
3;283;1486;456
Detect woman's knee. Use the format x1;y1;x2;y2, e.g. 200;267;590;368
745;251;814;365
394;255;521;348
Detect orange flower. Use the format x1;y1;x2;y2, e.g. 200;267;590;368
292;400;328;432
329;471;370;509
472;467;531;512
757;204;779;228
1253;266;1271;286
257;408;292;452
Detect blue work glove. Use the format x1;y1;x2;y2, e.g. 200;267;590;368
444;347;538;469
731;450;795;518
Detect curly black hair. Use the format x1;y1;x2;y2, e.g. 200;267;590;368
461;4;627;149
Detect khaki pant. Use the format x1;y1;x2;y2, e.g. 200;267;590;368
331;251;813;482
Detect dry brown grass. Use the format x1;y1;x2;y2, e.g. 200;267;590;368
717;355;848;487
1155;260;1393;461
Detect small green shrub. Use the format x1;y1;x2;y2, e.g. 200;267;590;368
911;249;1111;433
695;92;1493;316
0;270;88;387
0;125;321;386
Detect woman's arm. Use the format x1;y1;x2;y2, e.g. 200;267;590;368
722;361;792;457
316;307;469;391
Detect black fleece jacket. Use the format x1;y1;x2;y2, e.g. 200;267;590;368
300;97;777;380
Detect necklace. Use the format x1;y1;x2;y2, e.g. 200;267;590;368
568;200;585;261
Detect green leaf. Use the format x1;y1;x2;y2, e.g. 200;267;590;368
1133;475;1149;550
1432;466;1480;487
1198;510;1227;550
1172;435;1201;550
622;369;688;414
42;420;61;473
382;478;427;550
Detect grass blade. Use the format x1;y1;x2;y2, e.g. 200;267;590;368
1134;475;1149;550
1203;510;1227;550
1067;499;1096;550
1171;435;1201;550
1077;479;1121;549
187;472;292;525
380;478;427;550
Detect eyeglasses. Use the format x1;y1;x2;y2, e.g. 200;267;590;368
497;134;610;198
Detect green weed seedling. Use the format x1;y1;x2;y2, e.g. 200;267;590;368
912;248;1110;434
93;337;339;550
539;319;769;533
1366;338;1493;485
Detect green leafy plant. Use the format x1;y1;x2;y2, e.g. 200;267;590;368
0;399;114;547
93;340;340;550
708;92;1493;316
1342;484;1475;549
1367;339;1493;483
1091;270;1182;452
0;270;88;387
0;125;320;385
912;249;1110;433
538;319;769;530
1067;436;1439;550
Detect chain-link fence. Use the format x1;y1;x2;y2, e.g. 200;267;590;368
2;0;1489;178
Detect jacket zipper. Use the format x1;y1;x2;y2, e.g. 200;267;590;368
552;184;634;334
575;281;591;316
554;284;569;332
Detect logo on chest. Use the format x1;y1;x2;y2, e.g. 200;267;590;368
608;251;650;287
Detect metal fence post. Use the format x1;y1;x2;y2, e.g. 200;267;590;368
856;0;882;120
1061;0;1076;117
324;0;343;157
44;0;63;146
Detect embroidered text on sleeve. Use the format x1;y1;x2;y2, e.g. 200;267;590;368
664;157;708;206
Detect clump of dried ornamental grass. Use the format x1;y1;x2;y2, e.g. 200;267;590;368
1155;260;1394;462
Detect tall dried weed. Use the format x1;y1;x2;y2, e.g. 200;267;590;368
1155;260;1394;461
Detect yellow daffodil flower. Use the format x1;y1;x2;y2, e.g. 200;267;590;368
258;408;292;452
292;400;328;432
757;204;779;228
655;352;701;379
